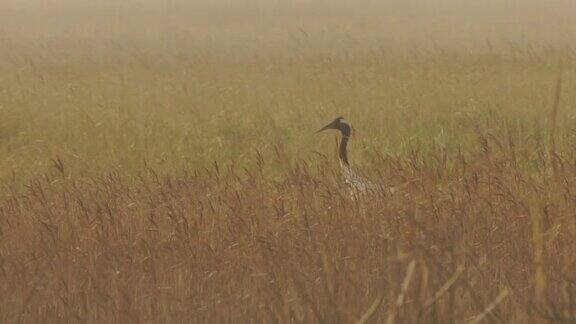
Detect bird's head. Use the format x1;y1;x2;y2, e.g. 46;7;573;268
316;117;351;137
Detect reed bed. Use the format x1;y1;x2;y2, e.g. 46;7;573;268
2;142;576;322
1;0;576;322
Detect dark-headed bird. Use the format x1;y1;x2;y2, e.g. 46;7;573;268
316;117;394;195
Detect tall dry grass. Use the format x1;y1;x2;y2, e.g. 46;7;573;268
1;0;576;322
3;142;576;322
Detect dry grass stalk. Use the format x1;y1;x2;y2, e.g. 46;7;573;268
385;260;416;324
548;63;564;174
467;288;510;324
424;265;465;309
356;291;385;324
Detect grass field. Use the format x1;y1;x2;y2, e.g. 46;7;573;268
1;0;576;322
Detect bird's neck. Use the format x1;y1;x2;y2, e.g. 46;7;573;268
339;136;350;166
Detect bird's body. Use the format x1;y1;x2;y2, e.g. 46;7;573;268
340;160;379;193
317;117;391;195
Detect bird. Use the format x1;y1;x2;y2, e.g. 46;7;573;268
316;117;393;195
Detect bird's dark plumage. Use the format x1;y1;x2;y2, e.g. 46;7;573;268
316;117;386;194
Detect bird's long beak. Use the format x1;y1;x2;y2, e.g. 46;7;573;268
315;122;336;134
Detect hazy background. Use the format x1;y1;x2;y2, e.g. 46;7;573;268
1;0;575;185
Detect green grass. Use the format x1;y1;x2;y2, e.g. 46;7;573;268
1;0;575;188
